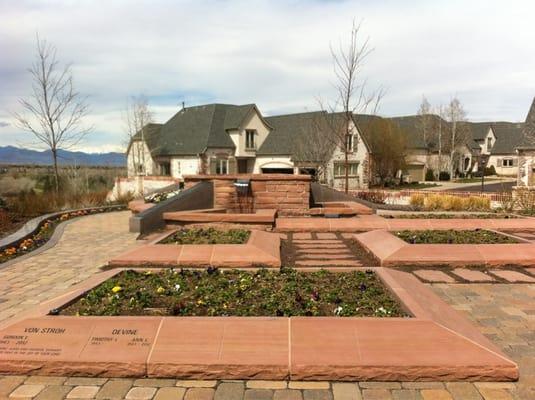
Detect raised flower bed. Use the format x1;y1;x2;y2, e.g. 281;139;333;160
0;267;518;381
60;268;406;318
0;206;125;265
159;227;250;245
384;213;520;219
395;229;519;244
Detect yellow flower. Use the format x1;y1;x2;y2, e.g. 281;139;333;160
156;286;165;294
197;299;205;306
112;286;122;293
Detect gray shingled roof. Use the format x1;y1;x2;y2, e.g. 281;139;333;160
523;97;535;140
132;104;254;156
130;101;532;159
490;122;527;154
258;111;328;156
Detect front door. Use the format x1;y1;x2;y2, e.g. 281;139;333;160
237;159;248;174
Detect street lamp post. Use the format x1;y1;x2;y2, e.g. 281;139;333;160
480;156;489;192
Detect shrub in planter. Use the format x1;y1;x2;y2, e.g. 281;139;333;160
467;196;490;211
438;171;450;181
485;165;497;176
356;190;387;204
425;169;435;181
410;193;425;208
422;194;490;211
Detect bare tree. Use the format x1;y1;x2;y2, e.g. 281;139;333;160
416;96;433;148
435;104;446;177
13;35;92;192
124;95;153;176
444;97;469;178
321;20;384;193
366;118;407;185
292;112;337;182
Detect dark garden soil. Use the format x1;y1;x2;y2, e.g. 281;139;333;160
395;229;520;244
159;227;250;245
384;213;520;219
60;268;407;318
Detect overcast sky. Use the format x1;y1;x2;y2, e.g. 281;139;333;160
1;0;535;153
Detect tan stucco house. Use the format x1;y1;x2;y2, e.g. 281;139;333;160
127;103;371;191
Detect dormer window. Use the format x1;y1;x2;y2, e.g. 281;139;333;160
246;130;256;150
487;137;492;152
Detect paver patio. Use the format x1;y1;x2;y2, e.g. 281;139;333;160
0;211;534;399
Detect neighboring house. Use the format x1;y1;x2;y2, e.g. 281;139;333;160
126;99;535;191
258;111;370;190
127;104;370;190
485;122;526;176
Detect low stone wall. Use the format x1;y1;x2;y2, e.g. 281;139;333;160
184;174;311;216
108;176;180;201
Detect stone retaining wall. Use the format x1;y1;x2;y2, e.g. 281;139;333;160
184;174;311;215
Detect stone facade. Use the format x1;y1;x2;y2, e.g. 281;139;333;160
184;174;311;216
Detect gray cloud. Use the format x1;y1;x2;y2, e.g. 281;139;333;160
0;122;10;128
1;0;535;151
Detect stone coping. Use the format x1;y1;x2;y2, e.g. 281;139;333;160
276;214;535;232
128;200;155;213
310;202;374;216
184;174;311;181
355;229;535;267
0;267;518;381
0;205;125;251
163;209;277;224
108;229;281;268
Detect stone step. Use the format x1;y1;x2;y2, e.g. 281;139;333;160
296;249;352;254
297;254;354;260
294;244;347;249
296;260;363;267
292;240;343;244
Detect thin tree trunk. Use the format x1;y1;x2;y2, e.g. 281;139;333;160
344;147;349;193
52;148;60;193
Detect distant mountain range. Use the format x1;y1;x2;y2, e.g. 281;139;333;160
0;146;126;167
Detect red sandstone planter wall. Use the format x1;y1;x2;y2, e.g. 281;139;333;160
184;174;311;216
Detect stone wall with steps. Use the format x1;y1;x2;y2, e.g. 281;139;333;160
184;174;311;216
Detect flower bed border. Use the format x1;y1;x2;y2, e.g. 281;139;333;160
0;267;518;381
0;205;126;266
107;229;281;268
355;229;535;267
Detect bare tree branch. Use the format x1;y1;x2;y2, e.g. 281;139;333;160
318;20;383;192
123;94;153;176
11;34;92;192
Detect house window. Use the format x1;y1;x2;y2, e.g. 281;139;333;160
334;162;358;177
245;130;256;149
159;162;171;176
502;158;514;167
345;134;354;152
487;137;492;152
216;159;229;175
176;162;181;175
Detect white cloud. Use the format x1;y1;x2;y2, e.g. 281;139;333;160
1;0;535;151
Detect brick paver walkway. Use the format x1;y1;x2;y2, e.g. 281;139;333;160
0;211;138;323
0;214;533;399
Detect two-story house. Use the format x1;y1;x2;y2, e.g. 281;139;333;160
127;103;370;191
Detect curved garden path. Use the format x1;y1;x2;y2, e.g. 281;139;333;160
0;211;138;323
